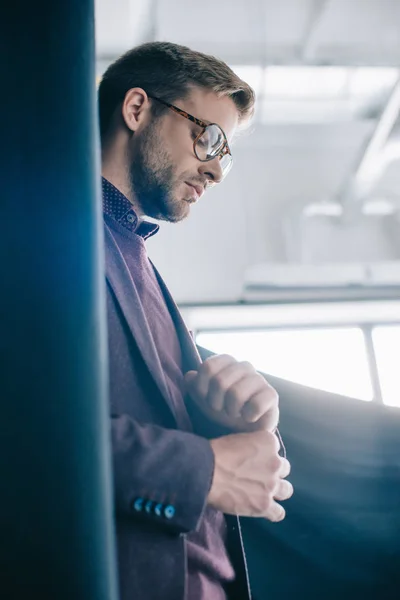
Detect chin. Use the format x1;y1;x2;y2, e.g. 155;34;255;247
156;199;190;224
170;202;190;223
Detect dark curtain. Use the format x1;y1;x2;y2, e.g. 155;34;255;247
197;346;400;600
0;2;118;599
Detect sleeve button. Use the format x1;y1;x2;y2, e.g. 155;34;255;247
144;500;153;514
163;505;175;519
132;497;143;512
154;503;163;517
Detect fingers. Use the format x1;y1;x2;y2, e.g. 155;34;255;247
274;479;294;502
185;354;235;402
240;384;278;423
207;361;256;412
263;473;293;523
186;355;260;414
184;370;197;386
264;501;286;523
242;404;279;434
209;430;293;523
279;457;291;479
266;451;292;521
249;429;281;453
186;356;279;422
222;372;266;418
265;478;293;525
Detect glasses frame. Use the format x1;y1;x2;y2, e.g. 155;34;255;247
148;95;232;168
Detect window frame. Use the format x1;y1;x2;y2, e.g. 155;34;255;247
181;301;400;406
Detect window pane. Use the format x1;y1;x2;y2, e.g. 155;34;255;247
196;328;373;401
372;326;400;408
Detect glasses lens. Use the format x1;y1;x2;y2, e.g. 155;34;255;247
220;152;233;177
196;125;225;160
195;124;233;179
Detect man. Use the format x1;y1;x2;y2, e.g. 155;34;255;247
98;41;293;600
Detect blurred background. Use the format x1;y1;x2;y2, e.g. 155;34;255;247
96;0;400;409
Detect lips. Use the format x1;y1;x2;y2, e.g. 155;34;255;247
185;182;204;201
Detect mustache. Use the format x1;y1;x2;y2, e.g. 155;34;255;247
186;178;213;191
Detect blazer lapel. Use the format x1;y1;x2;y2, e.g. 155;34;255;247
150;261;202;374
104;223;181;426
152;263;252;600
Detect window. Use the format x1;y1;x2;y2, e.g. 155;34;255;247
197;327;373;401
187;301;400;407
372;326;400;408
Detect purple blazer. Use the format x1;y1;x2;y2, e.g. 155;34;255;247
104;222;251;600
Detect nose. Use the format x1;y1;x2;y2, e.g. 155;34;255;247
198;155;224;186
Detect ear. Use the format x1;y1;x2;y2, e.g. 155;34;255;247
121;88;150;133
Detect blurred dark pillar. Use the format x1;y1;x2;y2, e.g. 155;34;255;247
0;2;118;599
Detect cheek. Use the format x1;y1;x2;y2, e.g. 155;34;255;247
164;124;196;165
159;133;199;189
174;140;194;167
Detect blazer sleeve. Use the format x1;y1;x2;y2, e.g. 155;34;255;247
111;413;215;534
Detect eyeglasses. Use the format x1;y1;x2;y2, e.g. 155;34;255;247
148;95;233;182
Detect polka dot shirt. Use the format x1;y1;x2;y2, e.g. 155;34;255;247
102;177;159;240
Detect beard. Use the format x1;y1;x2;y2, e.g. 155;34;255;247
128;121;189;223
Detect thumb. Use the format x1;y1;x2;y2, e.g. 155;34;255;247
184;370;198;388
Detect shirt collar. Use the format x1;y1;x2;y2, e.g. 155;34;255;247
102;177;159;240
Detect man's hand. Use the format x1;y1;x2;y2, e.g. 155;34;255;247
184;354;279;432
208;430;293;521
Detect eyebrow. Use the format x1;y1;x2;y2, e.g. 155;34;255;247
196;115;212;126
150;95;232;152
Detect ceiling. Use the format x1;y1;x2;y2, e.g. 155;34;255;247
95;0;400;66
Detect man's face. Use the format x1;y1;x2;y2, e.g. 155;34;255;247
128;87;239;223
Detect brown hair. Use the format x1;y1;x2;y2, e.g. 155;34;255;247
98;41;255;142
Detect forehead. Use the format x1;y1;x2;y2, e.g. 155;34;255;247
178;87;239;142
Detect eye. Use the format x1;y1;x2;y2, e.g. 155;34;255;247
197;136;208;149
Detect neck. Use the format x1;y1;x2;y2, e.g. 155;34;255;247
101;164;132;201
